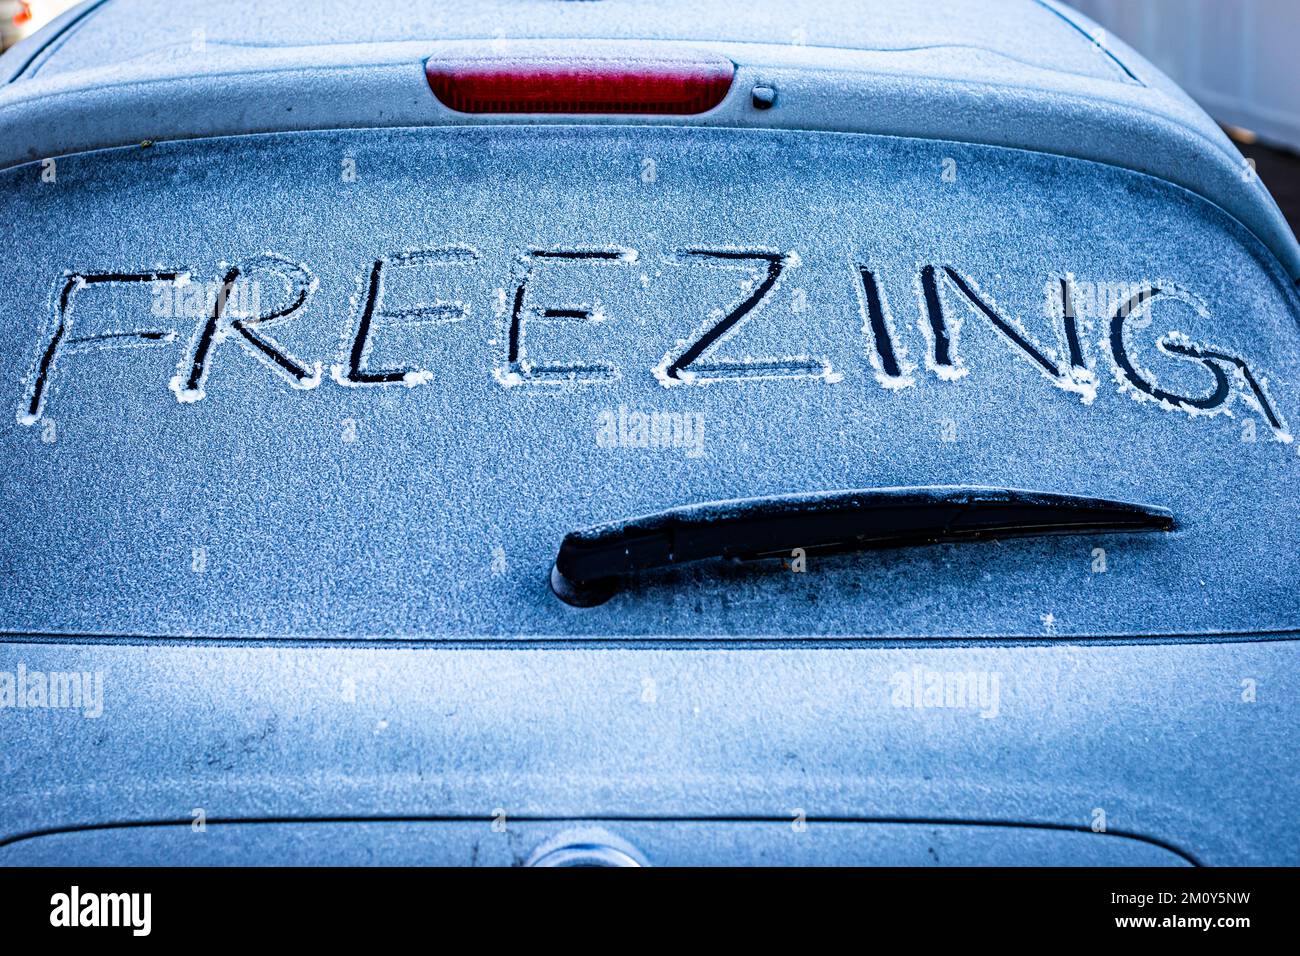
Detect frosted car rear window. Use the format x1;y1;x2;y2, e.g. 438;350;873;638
1;126;1297;640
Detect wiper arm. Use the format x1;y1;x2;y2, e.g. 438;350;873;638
550;485;1173;606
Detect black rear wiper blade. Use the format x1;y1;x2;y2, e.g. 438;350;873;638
550;485;1173;606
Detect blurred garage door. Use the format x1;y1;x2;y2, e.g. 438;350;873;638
1070;0;1300;151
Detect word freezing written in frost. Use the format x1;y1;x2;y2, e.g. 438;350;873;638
14;250;1293;444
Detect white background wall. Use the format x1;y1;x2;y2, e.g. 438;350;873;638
1069;0;1300;151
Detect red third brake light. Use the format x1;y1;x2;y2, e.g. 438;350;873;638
425;49;735;115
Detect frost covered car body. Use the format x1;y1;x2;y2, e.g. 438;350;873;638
0;0;1297;866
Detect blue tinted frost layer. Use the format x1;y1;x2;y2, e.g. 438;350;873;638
0;127;1296;640
1;822;1191;867
0;640;1297;864
6;0;1128;83
1;1;1296;280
